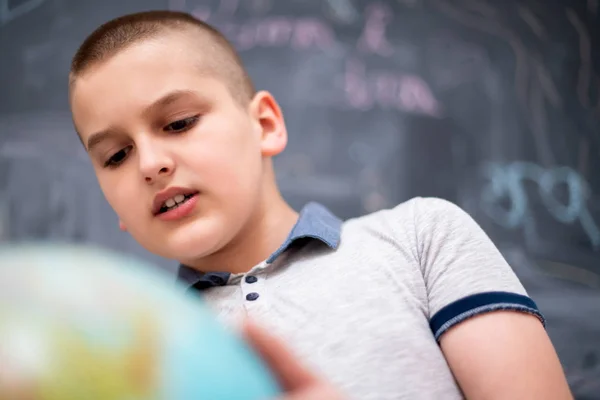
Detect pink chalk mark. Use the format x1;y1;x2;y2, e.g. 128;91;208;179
374;73;397;105
292;18;335;50
398;76;440;115
357;3;394;56
255;17;294;46
344;59;441;117
191;6;211;21
235;23;257;50
344;60;374;110
221;17;334;51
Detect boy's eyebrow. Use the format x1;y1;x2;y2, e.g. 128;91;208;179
86;90;198;152
87;129;118;153
142;89;199;119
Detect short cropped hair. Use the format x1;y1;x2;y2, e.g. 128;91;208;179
69;10;255;104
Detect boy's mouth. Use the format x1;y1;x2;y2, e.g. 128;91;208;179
152;187;199;216
157;193;195;214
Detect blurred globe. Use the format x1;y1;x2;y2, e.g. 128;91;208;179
0;244;281;400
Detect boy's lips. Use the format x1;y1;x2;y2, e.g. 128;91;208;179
151;186;199;216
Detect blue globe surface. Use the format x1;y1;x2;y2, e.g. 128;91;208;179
0;244;281;400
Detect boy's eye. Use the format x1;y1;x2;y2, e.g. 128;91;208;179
164;116;200;132
104;146;132;168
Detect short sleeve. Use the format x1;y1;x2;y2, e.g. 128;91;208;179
411;197;545;341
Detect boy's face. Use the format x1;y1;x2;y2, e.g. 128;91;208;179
70;33;286;264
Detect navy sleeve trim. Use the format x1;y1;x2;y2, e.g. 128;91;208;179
429;291;546;341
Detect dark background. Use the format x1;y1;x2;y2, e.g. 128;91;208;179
1;0;599;397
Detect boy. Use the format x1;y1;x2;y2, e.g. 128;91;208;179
68;10;572;399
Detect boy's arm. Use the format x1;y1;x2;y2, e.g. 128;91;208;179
412;197;572;399
440;310;571;399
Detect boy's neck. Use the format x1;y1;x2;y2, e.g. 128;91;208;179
181;188;299;275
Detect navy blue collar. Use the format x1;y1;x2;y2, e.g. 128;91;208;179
177;202;342;291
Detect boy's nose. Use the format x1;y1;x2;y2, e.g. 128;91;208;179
137;144;176;184
144;166;173;184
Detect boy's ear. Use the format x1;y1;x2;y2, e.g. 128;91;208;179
249;91;288;157
119;220;127;232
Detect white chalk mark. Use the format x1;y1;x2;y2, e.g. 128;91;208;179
253;17;294;46
210;17;336;51
431;0;560;166
430;0;530;123
292;18;336;50
567;8;594;109
324;0;358;24
533;58;562;108
518;6;546;40
0;0;45;26
481;162;600;249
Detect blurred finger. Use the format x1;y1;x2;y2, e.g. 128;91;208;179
243;320;318;391
273;385;345;400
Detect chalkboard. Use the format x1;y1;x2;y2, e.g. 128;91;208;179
1;0;599;397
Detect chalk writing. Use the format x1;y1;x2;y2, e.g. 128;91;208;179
481;162;600;249
357;3;394;56
184;0;239;19
0;0;45;26
203;17;336;51
343;59;442;116
567;8;600;112
431;0;567;167
184;0;274;18
517;6;546;40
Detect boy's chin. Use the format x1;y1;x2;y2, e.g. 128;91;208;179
149;225;232;264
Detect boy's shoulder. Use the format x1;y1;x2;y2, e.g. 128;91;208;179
346;195;467;224
337;197;543;340
341;196;472;242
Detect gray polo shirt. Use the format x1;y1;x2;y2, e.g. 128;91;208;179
178;197;545;399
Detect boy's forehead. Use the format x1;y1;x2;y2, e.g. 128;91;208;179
105;35;206;74
76;31;217;86
69;30;244;136
72;40;220;103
